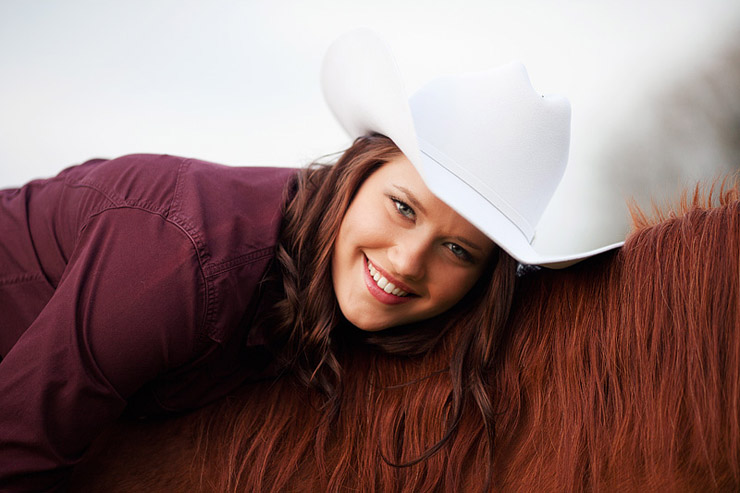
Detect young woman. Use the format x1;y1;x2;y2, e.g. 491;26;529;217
0;30;621;491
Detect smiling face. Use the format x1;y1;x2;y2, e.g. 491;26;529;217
331;154;496;332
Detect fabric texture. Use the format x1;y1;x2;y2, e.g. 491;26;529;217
0;154;296;491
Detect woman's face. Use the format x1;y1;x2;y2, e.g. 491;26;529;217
332;154;495;332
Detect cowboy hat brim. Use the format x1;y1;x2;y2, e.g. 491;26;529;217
321;28;623;267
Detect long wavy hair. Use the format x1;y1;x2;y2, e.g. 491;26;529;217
69;182;740;492
259;133;517;483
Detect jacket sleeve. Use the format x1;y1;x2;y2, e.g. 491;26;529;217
0;207;204;492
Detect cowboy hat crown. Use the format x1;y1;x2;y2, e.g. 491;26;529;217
321;28;622;266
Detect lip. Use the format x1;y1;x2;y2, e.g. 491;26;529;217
363;256;416;305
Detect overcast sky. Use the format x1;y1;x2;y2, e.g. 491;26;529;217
1;0;738;253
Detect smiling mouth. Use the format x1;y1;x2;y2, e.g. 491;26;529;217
366;258;411;297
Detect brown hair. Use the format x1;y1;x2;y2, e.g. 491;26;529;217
489;182;740;491
69;182;740;492
199;181;740;491
260;133;517;484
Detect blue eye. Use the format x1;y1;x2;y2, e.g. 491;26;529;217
446;243;473;262
392;198;415;219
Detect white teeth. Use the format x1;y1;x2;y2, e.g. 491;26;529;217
367;260;409;297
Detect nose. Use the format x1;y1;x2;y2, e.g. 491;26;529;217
386;234;430;282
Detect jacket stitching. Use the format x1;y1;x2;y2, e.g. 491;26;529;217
0;272;48;286
167;158;190;218
204;247;275;278
79;205;211;353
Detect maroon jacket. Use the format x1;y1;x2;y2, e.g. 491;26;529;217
0;154;296;491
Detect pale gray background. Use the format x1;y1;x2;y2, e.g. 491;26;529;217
2;0;739;254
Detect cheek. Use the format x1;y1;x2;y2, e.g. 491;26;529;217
332;223;354;289
332;204;374;292
337;201;388;252
335;202;365;257
429;268;485;310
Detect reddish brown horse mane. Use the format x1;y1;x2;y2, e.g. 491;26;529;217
71;182;740;492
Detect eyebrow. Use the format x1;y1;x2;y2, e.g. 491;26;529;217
393;185;484;252
393;185;428;216
451;235;484;252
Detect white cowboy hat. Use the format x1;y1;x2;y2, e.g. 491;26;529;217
320;28;623;267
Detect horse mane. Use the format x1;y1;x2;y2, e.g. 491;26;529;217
629;176;740;230
70;180;740;492
493;178;740;491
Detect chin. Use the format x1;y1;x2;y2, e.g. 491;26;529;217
349;317;390;333
342;310;394;332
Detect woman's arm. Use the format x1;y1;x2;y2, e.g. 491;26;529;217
0;207;204;491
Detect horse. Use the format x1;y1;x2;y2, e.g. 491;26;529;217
69;183;740;492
